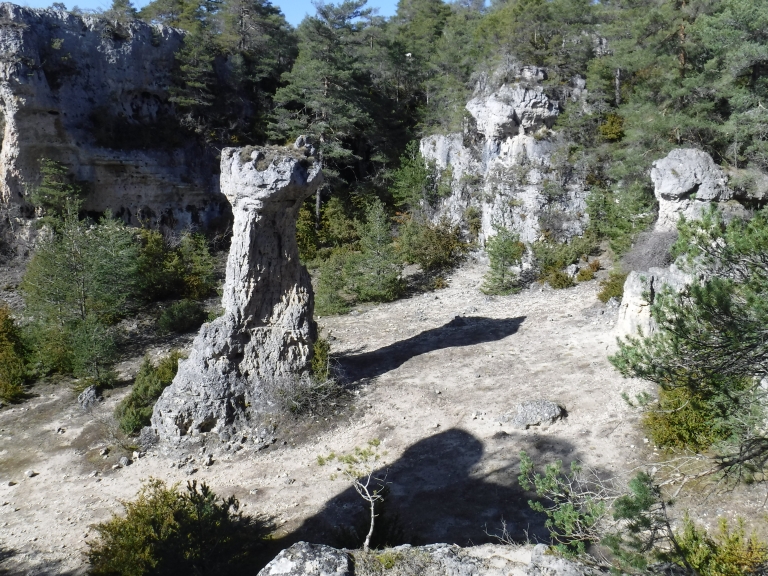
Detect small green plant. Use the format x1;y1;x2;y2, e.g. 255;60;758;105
518;451;608;557
157;300;207;334
598;113;625;142
482;225;525;295
398;216;467;273
0;305;27;402
115;351;183;435
87;479;264;576
546;270;575;289
597;269;628;302
312;337;331;381
576;267;595;282
532;235;597;277
321;440;388;551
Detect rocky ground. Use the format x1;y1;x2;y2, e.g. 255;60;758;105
0;256;765;575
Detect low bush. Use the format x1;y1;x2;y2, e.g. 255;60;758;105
312;337;331;381
597;269;628;303
398;216;467;273
263;373;345;417
463;206;482;241
676;516;768;576
157;300;207;334
0;306;27;402
576;267;595;282
87;479;265;576
642;386;734;452
546;270;575;289
532;235;597;277
115;351;183;435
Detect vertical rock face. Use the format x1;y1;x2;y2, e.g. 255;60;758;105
0;3;226;236
151;145;323;442
651;148;731;232
419;65;588;244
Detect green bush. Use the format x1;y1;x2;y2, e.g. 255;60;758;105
137;229;216;302
315;249;350;316
546;270;575;289
311;337;331;381
0;306;27;402
482;225;525;295
676;516;768;576
597;270;628;303
115;351;183;435
398;216;467;273
532;235;597;277
296;201;318;262
87;479;264;576
576;267;595;282
345;201;403;303
157;300;207;334
463;206;482;241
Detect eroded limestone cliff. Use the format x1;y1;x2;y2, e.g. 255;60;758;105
0;3;226;240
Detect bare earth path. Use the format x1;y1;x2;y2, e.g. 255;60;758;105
0;258;761;574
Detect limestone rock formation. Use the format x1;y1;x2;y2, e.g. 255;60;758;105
614;264;691;339
651;148;731;232
0;3;225;237
151;145;322;442
256;542;599;576
420;64;588;244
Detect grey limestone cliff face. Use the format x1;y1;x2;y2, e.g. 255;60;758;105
151;145;322;442
0;3;225;236
420;65;588;244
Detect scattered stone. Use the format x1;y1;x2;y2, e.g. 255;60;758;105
55;427;65;434
132;451;142;460
89;471;99;478
24;470;37;478
138;426;159;450
503;400;564;429
185;467;198;476
99;448;109;456
565;264;578;278
204;454;214;466
77;385;100;411
7;481;16;487
111;464;121;470
118;456;131;467
249;488;259;495
152;144;323;442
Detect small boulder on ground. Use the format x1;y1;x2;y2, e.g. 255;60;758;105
118;456;131;467
77;385;100;410
503;400;564;429
257;542;351;576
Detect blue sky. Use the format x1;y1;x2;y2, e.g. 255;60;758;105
15;0;401;26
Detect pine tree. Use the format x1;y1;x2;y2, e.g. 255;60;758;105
481;225;524;295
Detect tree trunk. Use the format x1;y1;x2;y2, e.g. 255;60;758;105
363;497;376;551
614;68;621;106
315;188;321;231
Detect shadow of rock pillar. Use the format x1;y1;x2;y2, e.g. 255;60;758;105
151;143;323;444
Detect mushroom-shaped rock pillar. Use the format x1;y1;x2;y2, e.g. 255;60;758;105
151;144;323;442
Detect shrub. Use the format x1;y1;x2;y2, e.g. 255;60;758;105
296;201;318;262
588;259;601;272
0;306;27;402
319;196;359;248
345;201;403;303
28;158;84;222
597;270;628;302
547;270;575;289
598;113;625;142
642;386;736;452
481;225;525;295
398;216;467;273
115;351;183;435
312;337;331;381
676;516;768;576
463;206;482;241
87;479;264;576
263;374;344;417
136;230;216;302
315;249;350;316
576;267;595;282
157;300;207;334
532;235;597;277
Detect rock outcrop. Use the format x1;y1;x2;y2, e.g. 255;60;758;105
151;144;322;443
0;3;226;237
420;65;588;244
257;542;600;576
651;148;731;232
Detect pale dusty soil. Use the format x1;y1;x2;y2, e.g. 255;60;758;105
1;257;766;575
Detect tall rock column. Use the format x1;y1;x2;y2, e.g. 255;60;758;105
151;145;323;442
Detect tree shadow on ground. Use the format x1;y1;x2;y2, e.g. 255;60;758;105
337;316;525;381
258;427;600;570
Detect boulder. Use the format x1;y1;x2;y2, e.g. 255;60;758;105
503;400;564;429
151;144;322;442
651;149;731;232
614;264;691;339
77;385;100;410
257;542;351;576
